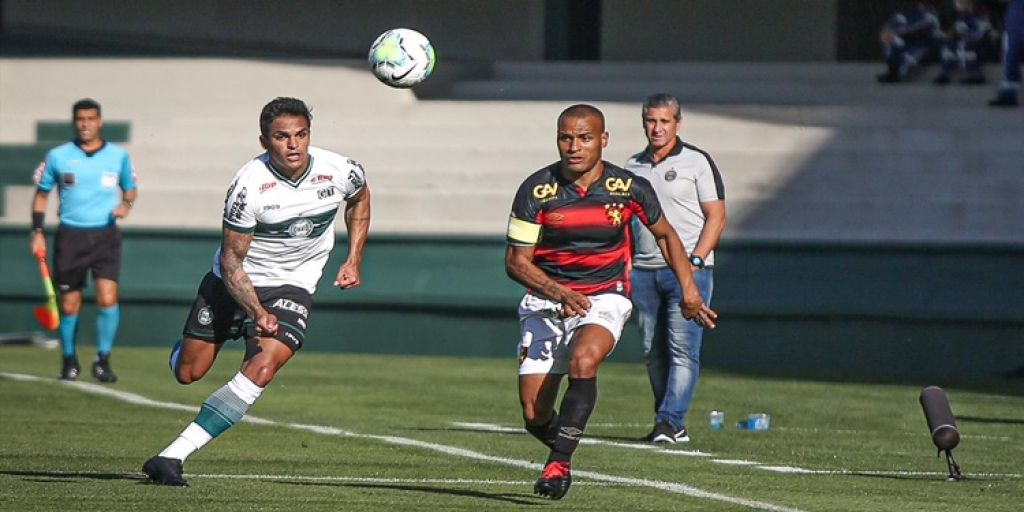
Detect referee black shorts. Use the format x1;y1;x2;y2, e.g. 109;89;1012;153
53;224;122;292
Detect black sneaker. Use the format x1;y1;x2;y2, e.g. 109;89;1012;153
142;456;188;486
91;353;118;383
932;73;951;85
673;425;691;443
651;421;677;443
534;460;571;500
651;420;690;443
59;355;80;381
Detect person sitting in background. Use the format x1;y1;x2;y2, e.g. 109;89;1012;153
934;0;998;84
878;1;944;83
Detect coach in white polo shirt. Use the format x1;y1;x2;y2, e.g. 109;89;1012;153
626;93;726;444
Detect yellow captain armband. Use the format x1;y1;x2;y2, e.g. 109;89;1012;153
507;216;541;244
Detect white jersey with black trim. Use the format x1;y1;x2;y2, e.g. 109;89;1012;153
212;146;366;294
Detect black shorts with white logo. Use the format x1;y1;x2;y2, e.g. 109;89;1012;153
53;224;122;292
181;271;312;351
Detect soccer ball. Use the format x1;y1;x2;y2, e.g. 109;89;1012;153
368;28;436;88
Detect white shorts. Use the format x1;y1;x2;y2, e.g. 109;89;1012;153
517;292;633;375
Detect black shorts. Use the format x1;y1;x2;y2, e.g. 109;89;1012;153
53;224;122;292
181;271;312;352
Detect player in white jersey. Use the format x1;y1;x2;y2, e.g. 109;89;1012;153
212;145;364;294
143;97;371;486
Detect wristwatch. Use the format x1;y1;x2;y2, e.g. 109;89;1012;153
689;255;705;268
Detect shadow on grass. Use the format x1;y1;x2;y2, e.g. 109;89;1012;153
416;425;693;449
0;469;147;483
956;415;1024;425
278;481;542;505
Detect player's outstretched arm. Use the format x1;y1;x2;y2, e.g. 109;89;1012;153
335;185;371;289
220;228;278;336
646;216;717;328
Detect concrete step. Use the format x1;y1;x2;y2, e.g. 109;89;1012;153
448;61;1010;107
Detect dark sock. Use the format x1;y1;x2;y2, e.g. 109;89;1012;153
549;377;597;462
525;411;559;447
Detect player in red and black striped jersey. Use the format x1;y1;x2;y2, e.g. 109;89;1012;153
508;160;659;297
505;104;717;500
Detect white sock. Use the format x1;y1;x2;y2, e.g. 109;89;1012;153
159;423;212;462
157;373;263;462
227;372;263;404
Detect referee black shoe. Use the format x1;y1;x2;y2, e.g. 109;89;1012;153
91;353;118;383
142;456;188;486
59;355;80;381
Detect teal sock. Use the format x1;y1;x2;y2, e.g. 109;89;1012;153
194;372;263;438
96;304;119;355
58;314;79;357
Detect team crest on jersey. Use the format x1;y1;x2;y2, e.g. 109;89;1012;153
664;170;677;181
605;203;625;226
604;177;632;196
287;218;315;237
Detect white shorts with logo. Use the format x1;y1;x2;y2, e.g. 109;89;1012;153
517;292;634;375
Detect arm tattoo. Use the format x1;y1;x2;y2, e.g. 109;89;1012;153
220;230;263;318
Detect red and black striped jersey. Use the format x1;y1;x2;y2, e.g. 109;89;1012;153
507;161;663;297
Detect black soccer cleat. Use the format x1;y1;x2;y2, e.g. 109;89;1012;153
534;460;572;500
59;355;80;381
91;353;118;383
142;456;188;486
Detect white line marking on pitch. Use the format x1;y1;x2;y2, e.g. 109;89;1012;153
453;421;712;456
589;424;1015;442
0;372;806;512
453;422;1024;479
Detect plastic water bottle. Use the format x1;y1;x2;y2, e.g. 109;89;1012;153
736;413;770;430
750;413;770;431
709;410;724;430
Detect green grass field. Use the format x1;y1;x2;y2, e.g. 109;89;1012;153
2;344;1023;511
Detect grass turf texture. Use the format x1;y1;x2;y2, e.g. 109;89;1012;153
2;345;1023;511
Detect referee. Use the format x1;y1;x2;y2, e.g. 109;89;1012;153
30;98;137;383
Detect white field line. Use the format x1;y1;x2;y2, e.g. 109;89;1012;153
590;423;1015;443
455;422;1024;479
0;372;806;512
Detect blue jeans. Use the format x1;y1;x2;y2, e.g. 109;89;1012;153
630;267;714;430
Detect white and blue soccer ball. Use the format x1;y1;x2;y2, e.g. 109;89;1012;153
368;28;436;88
